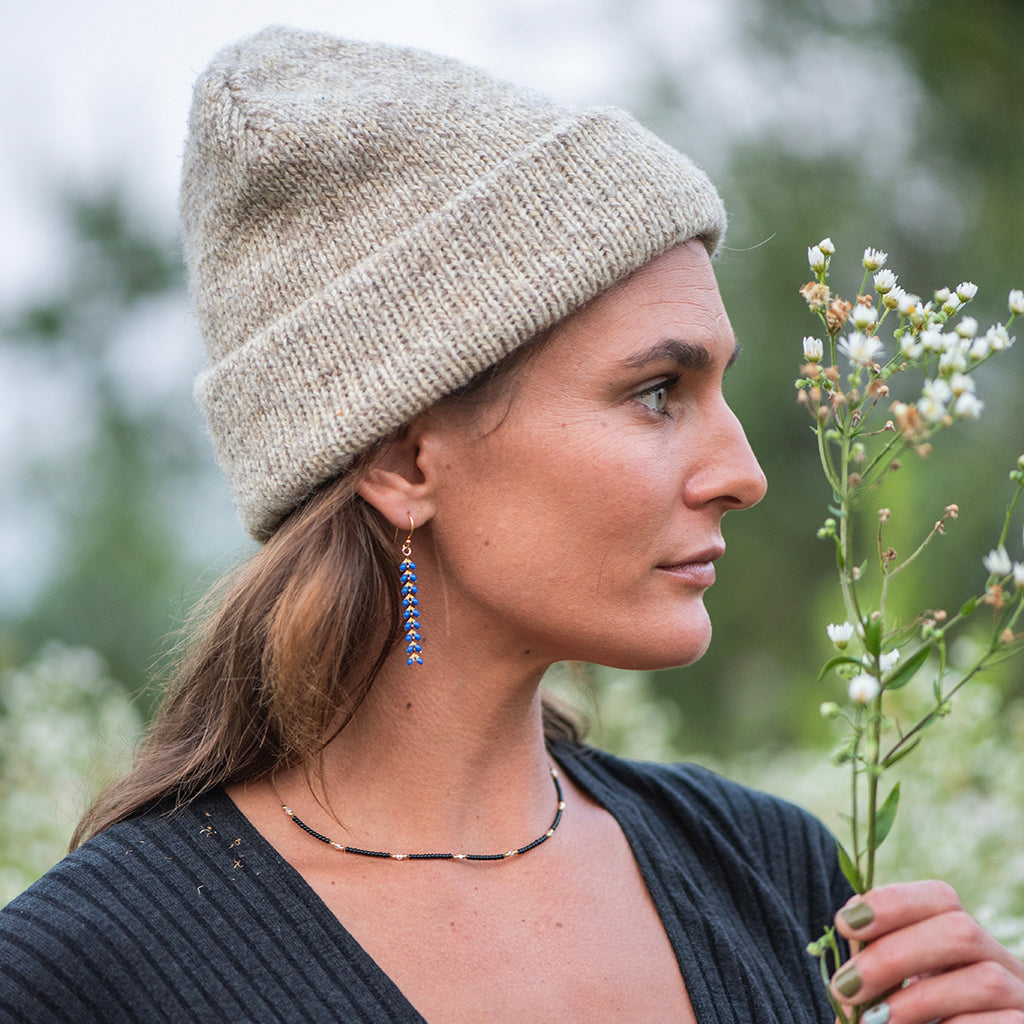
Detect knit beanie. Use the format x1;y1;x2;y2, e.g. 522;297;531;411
182;26;727;542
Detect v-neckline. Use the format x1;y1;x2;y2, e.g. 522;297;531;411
213;744;708;1023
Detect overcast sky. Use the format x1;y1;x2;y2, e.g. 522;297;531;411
0;0;641;305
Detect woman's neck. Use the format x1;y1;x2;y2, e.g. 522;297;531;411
273;652;559;857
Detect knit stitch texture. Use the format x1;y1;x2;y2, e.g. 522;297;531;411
182;26;727;540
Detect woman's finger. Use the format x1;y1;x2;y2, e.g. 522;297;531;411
853;960;1024;1024
834;880;963;943
830;910;1024;1007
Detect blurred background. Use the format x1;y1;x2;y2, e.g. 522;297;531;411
2;0;1023;932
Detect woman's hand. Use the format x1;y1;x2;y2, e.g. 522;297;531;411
830;880;1024;1023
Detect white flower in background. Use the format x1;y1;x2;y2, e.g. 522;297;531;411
849;672;881;704
921;328;945;353
883;284;906;310
850;303;876;331
898;292;921;316
818;237;836;255
863;247;888;271
874;269;898;294
1008;289;1024;315
986;324;1012;351
984;546;1013;577
838;333;883;367
956;316;979;339
918;377;951;421
939;345;968;374
879;649;901;675
956;282;979;302
808;245;826;272
803;336;824;362
827;621;855;649
949;373;975;397
1014;563;1024;589
953;392;984;419
934;287;951;304
969;336;991;361
900;334;924;359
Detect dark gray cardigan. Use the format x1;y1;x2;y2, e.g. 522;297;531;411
0;744;850;1022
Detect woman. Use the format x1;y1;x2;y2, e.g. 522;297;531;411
2;26;1022;1024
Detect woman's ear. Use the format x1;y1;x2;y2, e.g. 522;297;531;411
356;426;437;532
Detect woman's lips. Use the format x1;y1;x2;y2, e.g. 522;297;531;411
656;546;725;587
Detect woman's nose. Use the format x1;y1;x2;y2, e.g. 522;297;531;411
685;402;767;511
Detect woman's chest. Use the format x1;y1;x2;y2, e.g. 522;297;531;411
308;843;697;1023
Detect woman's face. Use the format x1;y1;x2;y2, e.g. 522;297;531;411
420;240;766;672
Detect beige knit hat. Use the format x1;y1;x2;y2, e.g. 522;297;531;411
182;26;727;541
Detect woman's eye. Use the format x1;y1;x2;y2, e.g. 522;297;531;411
635;378;677;414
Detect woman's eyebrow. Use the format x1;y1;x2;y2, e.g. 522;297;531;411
619;337;742;370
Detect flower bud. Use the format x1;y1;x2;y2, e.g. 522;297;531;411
1008;289;1024;315
956;281;978;302
862;247;887;271
802;336;824;362
807;245;826;273
818;237;835;255
873;269;897;294
819;702;841;720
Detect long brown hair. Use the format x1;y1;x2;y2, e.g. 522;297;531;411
72;346;584;848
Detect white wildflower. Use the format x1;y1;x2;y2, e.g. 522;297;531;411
939;346;968;375
953;392;984;419
818;237;835;255
986;324;1012;351
969;336;991;361
874;269;898;294
838;333;884;367
921;328;945;353
807;245;826;273
942;294;961;315
984;546;1013;577
1008;289;1024;315
879;649;901;675
956;316;979;339
848;673;881;704
802;336;824;362
900;334;924;359
934;287;951;304
1014;563;1024;590
827;622;855;649
918;377;951;421
883;284;906;310
956;282;978;302
850;303;876;331
863;248;887;271
949;372;975;397
898;292;921;316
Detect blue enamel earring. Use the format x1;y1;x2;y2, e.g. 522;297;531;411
400;516;422;666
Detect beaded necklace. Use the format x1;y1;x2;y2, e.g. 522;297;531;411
273;766;565;862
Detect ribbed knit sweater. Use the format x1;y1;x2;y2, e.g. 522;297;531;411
0;744;850;1022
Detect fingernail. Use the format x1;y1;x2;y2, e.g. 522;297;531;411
839;901;876;930
862;1003;890;1024
832;963;863;998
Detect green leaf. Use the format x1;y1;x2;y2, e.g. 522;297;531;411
864;615;883;657
873;782;901;849
883;735;922;768
883;646;930;691
959;596;978;617
817;655;864;680
836;840;865;893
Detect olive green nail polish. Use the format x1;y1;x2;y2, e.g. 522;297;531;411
839;901;875;930
833;963;863;998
